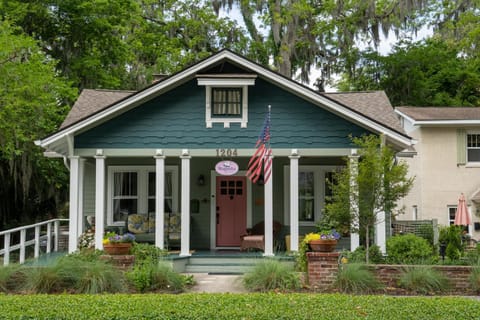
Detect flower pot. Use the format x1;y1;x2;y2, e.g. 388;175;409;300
309;239;337;252
103;243;132;255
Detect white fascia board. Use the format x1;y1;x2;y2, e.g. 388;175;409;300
394;109;417;126
395;109;480;127
197;78;255;86
40;50;411;149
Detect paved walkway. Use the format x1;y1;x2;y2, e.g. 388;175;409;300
186;273;248;293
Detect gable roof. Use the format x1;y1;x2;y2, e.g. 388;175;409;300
61;89;135;129
38;49;413;154
396;107;480;126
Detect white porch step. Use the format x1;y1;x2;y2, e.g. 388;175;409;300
183;255;294;274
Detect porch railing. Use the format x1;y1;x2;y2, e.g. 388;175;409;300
0;218;69;266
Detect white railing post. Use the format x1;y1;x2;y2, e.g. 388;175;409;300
34;225;40;258
4;233;10;266
54;220;60;252
46;222;52;254
19;229;26;264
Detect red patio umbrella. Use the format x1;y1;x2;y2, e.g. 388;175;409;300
454;193;471;226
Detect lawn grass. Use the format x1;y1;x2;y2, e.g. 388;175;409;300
0;293;478;319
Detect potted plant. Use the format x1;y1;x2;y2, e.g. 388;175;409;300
103;232;135;255
306;229;341;252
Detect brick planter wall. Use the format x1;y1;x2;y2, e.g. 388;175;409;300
100;255;135;270
306;257;477;295
306;252;340;290
371;264;475;295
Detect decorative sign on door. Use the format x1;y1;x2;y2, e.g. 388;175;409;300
215;160;239;176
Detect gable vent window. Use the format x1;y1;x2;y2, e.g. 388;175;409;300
197;75;256;128
212;88;242;116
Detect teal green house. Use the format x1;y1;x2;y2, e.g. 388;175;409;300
37;50;413;256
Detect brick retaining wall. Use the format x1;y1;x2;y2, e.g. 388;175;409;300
307;254;477;294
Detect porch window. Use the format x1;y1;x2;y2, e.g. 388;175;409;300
299;172;315;221
112;172;138;223
284;165;342;226
212;88;242;116
467;134;480;162
107;166;178;226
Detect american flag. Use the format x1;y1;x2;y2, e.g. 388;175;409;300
247;106;272;184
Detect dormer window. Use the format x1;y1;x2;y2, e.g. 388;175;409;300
197;75;256;128
212;88;242;117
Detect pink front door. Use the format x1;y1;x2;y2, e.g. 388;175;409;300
216;176;247;247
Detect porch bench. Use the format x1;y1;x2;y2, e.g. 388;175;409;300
126;213;180;248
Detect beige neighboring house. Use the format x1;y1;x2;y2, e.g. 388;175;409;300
395;107;480;240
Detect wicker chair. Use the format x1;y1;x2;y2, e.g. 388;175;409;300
240;220;282;251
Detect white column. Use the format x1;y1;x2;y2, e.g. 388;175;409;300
180;149;191;257
94;150;106;250
76;158;85;237
349;151;360;252
68;156;80;253
375;210;386;254
264;155;274;257
154;150;166;249
289;150;300;252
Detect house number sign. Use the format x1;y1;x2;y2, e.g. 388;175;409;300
216;148;238;157
215;160;239;176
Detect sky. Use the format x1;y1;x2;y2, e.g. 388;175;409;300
220;5;433;92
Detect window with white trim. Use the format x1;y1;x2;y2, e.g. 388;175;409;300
448;205;457;225
467;133;480;162
284;165;342;226
107;166;178;226
212;88;242;116
197;76;256;128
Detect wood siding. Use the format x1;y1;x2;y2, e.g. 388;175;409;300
75;78;370;149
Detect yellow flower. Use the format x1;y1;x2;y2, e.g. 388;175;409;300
303;232;320;243
102;238;110;245
341;257;348;264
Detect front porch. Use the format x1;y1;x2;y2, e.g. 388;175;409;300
67;149;363;257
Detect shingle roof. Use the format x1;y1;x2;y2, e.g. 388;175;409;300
61;89;135;129
62;88;405;135
396;107;480;121
322;91;405;133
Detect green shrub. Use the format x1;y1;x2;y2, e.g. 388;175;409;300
334;263;383;293
439;225;464;261
386;234;433;264
346;245;384;264
469;266;480;292
243;259;301;292
398;266;450;294
131;243;168;265
126;260;187;293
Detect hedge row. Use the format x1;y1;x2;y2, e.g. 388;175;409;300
1;293;479;319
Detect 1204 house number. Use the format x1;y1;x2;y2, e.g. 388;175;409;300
216;148;238;157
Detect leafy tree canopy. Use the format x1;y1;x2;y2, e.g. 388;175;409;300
0;20;76;227
336;39;480;106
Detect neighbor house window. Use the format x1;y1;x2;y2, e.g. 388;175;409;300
448;206;457;225
284;166;342;226
108;166;178;226
197;76;256;128
212;88;242;116
467;134;480;162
